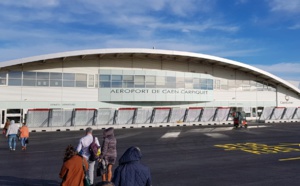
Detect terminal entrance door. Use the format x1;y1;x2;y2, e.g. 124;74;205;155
5;109;23;124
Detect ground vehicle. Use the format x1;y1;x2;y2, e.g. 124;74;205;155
233;111;247;128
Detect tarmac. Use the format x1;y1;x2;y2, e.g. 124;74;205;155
1;122;300;186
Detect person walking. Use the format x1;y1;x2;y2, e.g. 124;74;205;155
100;127;117;182
5;120;19;151
19;122;30;150
59;145;89;186
3;119;10;135
76;127;100;186
112;146;152;186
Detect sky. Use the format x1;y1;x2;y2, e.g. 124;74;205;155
0;0;299;86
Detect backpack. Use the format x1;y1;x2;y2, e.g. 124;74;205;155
89;136;101;161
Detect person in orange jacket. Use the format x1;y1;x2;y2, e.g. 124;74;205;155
59;145;89;186
19;122;30;150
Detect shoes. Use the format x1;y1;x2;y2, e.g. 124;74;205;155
12;149;15;151
10;148;12;151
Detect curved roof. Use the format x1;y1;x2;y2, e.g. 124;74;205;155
1;48;299;95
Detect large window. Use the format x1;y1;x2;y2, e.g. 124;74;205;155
75;73;87;87
111;75;122;88
0;72;7;85
99;75;111;88
123;75;134;88
50;72;62;87
37;72;49;86
63;73;75;87
146;76;155;88
185;77;193;89
176;77;184;88
88;74;95;88
166;76;176;88
8;71;22;86
23;72;36;86
134;75;145;88
156;76;166;88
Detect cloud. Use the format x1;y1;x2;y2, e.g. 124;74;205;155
253;62;300;81
0;0;266;72
214;49;264;58
0;0;59;8
268;0;300;13
235;0;249;5
76;0;214;17
253;63;300;73
288;24;300;30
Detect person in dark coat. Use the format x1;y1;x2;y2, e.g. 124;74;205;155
112;146;152;186
100;127;117;182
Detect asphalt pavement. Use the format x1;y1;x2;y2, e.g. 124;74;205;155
1;123;300;186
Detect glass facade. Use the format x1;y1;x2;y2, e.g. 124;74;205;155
99;73;214;90
0;70;277;92
4;71;93;88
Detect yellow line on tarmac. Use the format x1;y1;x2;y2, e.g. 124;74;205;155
278;143;300;146
279;157;300;161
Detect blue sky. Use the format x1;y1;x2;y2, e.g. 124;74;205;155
0;0;300;83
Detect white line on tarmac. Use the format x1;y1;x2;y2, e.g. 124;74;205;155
247;125;268;128
188;127;232;133
204;133;229;138
161;132;181;138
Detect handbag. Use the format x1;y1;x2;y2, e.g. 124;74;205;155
25;138;29;144
82;158;91;186
96;159;107;177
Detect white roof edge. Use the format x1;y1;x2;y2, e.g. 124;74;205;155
1;48;299;94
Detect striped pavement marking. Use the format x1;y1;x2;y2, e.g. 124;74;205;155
279;157;300;161
161;132;181;138
161;125;270;139
204;133;229;138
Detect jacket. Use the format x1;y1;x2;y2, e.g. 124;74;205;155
19;126;30;138
59;155;88;186
112;146;152;186
100;128;117;161
76;133;100;161
6;120;19;137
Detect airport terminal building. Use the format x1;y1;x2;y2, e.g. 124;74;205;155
0;48;300;130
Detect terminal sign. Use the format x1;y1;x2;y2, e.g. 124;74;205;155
99;88;213;102
110;89;208;95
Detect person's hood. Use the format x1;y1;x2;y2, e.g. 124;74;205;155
103;127;114;138
118;146;142;165
10;120;15;125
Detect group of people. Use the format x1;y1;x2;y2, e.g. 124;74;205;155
59;127;152;186
3;119;30;151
